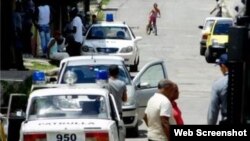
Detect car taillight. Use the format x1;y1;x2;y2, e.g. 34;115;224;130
24;133;46;141
202;34;208;40
85;132;109;141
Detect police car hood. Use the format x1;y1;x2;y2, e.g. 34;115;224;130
84;39;133;48
21;119;114;132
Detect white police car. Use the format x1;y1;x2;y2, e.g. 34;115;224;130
57;55;168;136
20;83;126;141
82;21;142;72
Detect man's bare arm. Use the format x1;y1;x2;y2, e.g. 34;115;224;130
161;116;170;140
122;89;127;102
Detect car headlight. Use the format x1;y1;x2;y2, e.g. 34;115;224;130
212;39;219;46
82;46;95;52
120;46;133;53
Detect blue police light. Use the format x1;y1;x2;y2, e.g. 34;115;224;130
32;71;45;84
96;70;108;88
106;13;114;22
96;70;108;80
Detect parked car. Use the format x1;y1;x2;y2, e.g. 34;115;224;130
198;17;216;55
57;55;168;136
199;17;233;63
20;84;126;141
82;21;142;72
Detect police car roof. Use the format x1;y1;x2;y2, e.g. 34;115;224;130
92;21;128;27
30;85;109;98
60;55;124;66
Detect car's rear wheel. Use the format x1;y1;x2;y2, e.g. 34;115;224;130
130;57;139;72
205;47;216;63
200;46;206;56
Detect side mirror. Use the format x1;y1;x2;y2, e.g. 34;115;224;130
198;25;203;29
15;110;26;117
137;82;150;89
135;36;142;41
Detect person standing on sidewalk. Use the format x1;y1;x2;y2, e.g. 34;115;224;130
108;65;127;117
34;1;52;57
13;1;25;70
207;53;229;125
22;0;35;56
144;79;176;141
67;7;83;56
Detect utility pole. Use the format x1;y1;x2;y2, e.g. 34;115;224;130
227;0;250;124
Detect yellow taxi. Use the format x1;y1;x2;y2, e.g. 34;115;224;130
204;17;233;63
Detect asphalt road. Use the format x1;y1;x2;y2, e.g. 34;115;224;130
106;0;222;140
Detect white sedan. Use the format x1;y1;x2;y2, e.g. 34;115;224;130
82;22;142;72
20;85;126;141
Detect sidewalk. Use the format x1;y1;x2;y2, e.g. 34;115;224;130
105;0;128;9
22;0;129;72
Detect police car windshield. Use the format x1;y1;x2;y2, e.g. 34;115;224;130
28;95;108;120
213;20;232;35
86;26;132;40
62;65;131;84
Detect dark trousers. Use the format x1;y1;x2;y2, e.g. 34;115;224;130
22;23;32;54
67;41;82;56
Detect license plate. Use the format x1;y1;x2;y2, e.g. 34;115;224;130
47;132;84;141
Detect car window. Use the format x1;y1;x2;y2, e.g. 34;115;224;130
86;26;132;40
213;20;232;35
28;95;108;120
139;64;165;88
61;65;131;85
204;20;215;32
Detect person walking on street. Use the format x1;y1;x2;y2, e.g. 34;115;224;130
34;1;52;57
144;79;176;141
148;3;161;36
210;0;223;17
207;53;229;125
108;65;127;117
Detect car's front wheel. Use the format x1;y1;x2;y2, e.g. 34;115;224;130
130;57;139;72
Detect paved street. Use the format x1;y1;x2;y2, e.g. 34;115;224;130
105;0;223;140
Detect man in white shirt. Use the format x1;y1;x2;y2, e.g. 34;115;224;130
144;79;177;141
67;7;83;56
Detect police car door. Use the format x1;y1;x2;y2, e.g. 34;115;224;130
109;94;126;141
133;60;168;120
